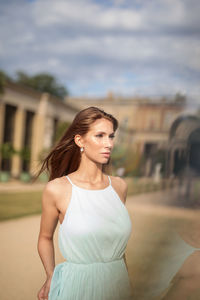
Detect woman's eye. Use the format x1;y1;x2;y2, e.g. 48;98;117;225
96;134;115;138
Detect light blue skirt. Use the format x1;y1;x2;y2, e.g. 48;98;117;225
48;258;133;300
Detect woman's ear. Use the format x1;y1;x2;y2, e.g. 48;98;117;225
74;134;84;148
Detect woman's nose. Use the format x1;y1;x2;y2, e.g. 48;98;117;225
103;137;113;147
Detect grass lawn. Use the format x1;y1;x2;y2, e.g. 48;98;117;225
0;178;175;221
0;176;188;222
0;178;153;222
0;191;42;221
0;181;154;221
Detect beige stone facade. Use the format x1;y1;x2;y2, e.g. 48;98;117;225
0;82;79;177
66;95;185;176
0;82;186;178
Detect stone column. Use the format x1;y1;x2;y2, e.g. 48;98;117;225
0;101;5;167
169;148;175;176
30;93;49;177
11;106;25;177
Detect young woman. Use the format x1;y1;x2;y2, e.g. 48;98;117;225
36;106;133;300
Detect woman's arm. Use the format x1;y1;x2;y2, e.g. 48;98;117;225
123;253;128;270
37;182;59;299
117;176;129;271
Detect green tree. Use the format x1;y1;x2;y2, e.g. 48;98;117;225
123;148;143;176
0;70;11;94
174;92;186;105
55;121;71;142
15;71;69;99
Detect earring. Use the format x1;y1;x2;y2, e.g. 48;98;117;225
80;147;84;152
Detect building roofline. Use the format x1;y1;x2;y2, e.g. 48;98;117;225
4;81;79;112
66;95;186;107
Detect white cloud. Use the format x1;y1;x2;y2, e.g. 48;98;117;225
33;0;143;30
0;0;199;98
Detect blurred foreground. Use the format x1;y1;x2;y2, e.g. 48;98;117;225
0;188;200;300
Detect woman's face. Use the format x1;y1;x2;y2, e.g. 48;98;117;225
77;118;115;164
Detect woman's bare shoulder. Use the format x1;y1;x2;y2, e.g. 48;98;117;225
42;176;70;200
109;175;128;204
110;175;127;189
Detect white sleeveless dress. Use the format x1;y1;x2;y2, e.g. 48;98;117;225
48;174;133;300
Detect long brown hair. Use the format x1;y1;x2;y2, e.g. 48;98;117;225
33;106;118;182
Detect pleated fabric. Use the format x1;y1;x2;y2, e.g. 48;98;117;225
48;175;133;300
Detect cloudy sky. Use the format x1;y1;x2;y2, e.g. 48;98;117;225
0;0;199;98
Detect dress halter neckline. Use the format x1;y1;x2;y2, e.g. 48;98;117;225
66;175;111;191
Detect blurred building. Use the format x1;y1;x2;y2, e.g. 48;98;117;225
0;82;78;178
167;114;200;177
0;82;189;178
66;93;186;176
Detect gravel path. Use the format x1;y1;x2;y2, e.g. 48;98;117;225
0;214;64;300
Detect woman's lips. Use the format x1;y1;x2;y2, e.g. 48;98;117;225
102;153;110;157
